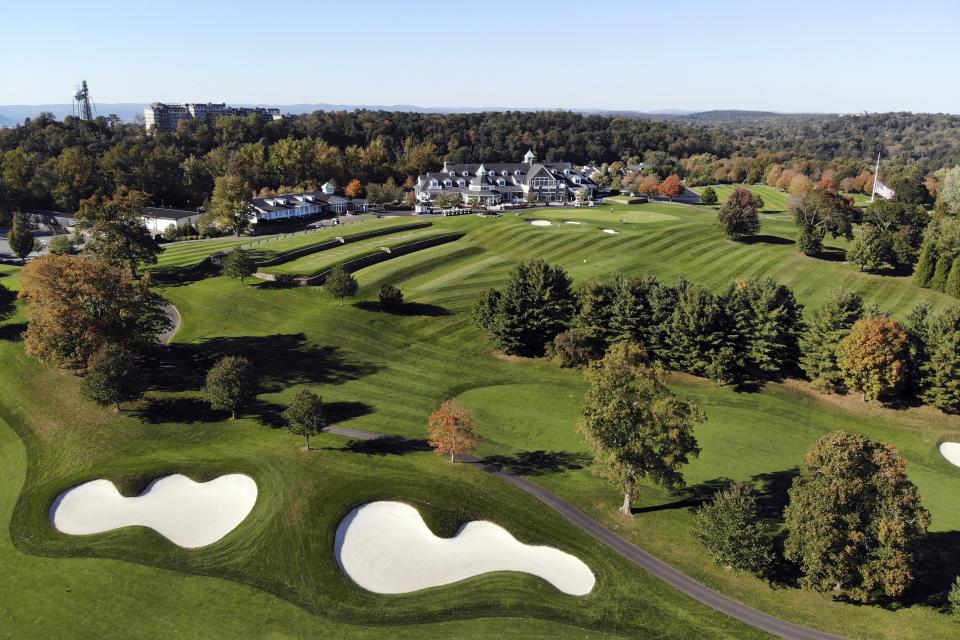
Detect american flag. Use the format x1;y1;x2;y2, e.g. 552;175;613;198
873;179;895;200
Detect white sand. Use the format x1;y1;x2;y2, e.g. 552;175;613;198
940;442;960;467
564;221;583;225
601;228;619;234
335;501;595;596
528;220;552;227
50;474;257;549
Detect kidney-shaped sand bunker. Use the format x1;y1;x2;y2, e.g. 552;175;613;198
335;501;595;595
50;473;258;549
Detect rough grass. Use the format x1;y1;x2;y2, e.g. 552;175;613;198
5;202;960;639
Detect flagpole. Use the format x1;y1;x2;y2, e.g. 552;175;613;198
871;152;880;203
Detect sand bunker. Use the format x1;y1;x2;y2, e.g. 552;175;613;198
528;220;552;227
601;228;619;234
564;220;583;225
940;442;960;467
335;501;595;595
51;474;257;549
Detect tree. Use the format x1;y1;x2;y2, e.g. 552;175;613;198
696;482;773;575
282;388;327;450
473;259;577;357
700;186;718;205
8;214;36;263
47;234;75;256
784;432;930;602
80;345;146;411
209;175;253;236
202;355;257;420
427;399;480;462
948;576;960;615
669;280;725;376
717;187;760;240
546;328;607;368
18;255;171;368
939;166;960;214
920;307;960;412
836;316;909;401
222;247;256;285
345;179;362;199
76;187;161;278
802;288;865;391
378;283;403;309
791;190;856;257
657;174;683;200
721;277;804;382
324;263;358;305
913;240;938;287
577;342;704;516
846;228;892;272
947;257;960;298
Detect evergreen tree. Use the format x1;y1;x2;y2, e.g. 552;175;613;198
696;482;773;575
222;247;256;285
577;342;704;515
282;387;327;450
801;288;865;391
324;264;358;305
931;254;954;291
784;432;930;602
0;282;15;323
721;277;804;382
920;307;960;413
669;280;725;375
912;239;938;287
378;284;403;309
797;224;824;257
947;257;960;298
610;275;659;352
948;576;960;615
475;259;577;357
575;277;620;344
80;345;146;411
202;355;257;420
8;213;36;263
904;301;933;396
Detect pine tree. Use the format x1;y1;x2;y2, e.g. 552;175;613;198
947;257;960;298
931;254;954;291
912;239;937;288
920;307;960;413
575;277;620;344
669;280;726;376
801;288;865;391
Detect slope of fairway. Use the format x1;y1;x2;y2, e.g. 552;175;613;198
7;201;960;639
693;184;792;212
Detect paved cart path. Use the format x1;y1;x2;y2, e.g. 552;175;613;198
326;424;844;640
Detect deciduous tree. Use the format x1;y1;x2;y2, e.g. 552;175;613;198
791;190;856;257
836;316;909;401
210;175;253;236
202;355;257;420
378;283;403;309
696;482;773;575
717;187;760;240
700;186;718;205
222;247;256;285
282;387;327;449
657;174;683;199
324;263;358;305
784;432;929;602
18;255;171;368
76;186;161;278
578;342;704;515
427;399;480;462
8;214;37;263
80;345;146;411
345;179;362;199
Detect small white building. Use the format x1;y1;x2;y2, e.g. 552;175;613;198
142;207;201;236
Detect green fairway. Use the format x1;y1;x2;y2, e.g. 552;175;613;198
693;184;792;212
5;201;960;639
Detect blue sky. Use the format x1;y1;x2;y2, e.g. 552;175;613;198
0;0;956;112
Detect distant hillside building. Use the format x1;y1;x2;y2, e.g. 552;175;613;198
249;183;369;223
142;207;202;236
414;150;596;207
144;102;283;132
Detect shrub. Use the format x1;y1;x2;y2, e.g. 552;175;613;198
378;284;404;309
696;482;773;575
700;186;718;205
546;328;606;368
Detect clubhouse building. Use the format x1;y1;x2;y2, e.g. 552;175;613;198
249;182;369;223
414;150;596;207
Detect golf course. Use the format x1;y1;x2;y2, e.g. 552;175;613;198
3;199;960;640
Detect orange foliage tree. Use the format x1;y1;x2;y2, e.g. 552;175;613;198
836;316;909;402
345;179;363;199
637;175;661;195
658;174;683;199
427;399;480;463
18;255;171;369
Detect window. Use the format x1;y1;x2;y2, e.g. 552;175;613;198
429;179;439;188
444;179;452;187
458;179;465;187
497;179;505;186
462;171;469;177
533;176;555;188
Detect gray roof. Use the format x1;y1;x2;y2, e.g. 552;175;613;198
143;207;199;220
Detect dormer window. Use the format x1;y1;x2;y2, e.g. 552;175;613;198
429;179;439;188
444;179;452;187
458;179;465;187
449;171;455;177
462;171;469;177
514;170;521;175
497;179;505;186
501;170;507;176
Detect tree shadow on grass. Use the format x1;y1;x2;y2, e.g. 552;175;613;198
135;396;224;424
150;260;220;287
906;530;960;609
337;435;433;456
354;300;450;317
0;322;25;341
153;334;379;393
740;235;795;246
482;450;591;476
630;477;733;515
